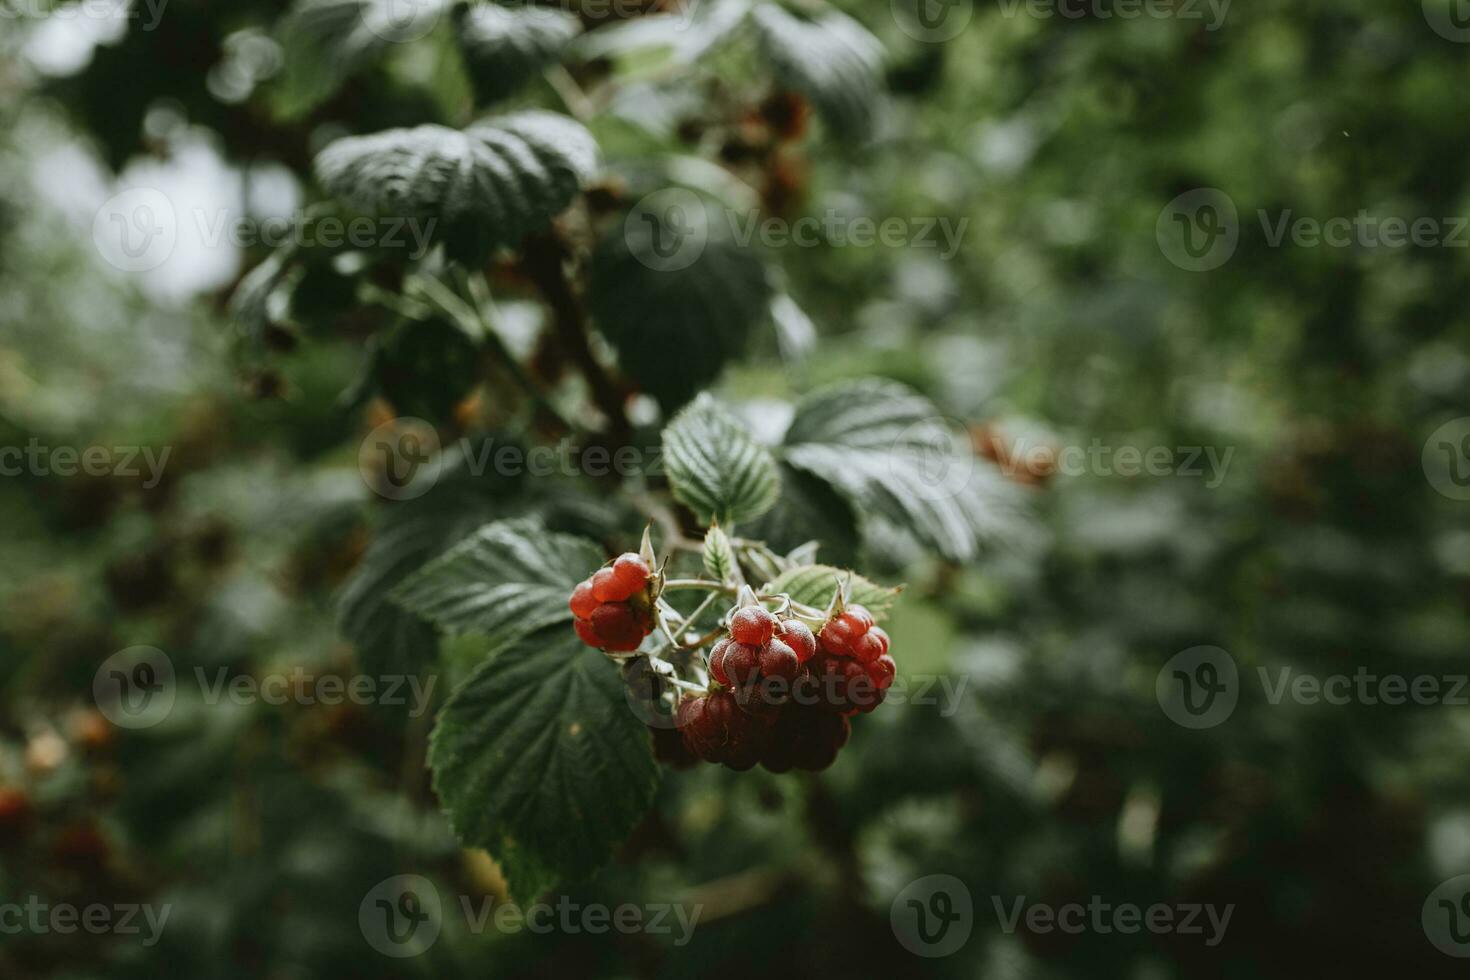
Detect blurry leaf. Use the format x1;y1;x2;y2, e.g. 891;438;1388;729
781;379;1023;563
274;0;453;118
766;564;900;618
229;243;300;342
587;198;770;410
375;317;482;423
770;291;816;361
750;4;884;140
429;625;659;903
701;523;735;583
743;462;859;566
314;111;599;261
456;2;581;105
663;394;780;526
391;518;602;647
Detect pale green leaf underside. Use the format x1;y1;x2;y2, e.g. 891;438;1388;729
663;394;780;526
766;563;900;618
429;626;659;903
390;518;603;647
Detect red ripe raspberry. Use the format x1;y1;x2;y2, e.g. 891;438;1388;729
729;606;776;646
803;652;882;713
720;641;762;686
707;637;732;686
573;618;601;648
677;692;772;770
843;605;875;632
777;619;816;662
818;617;857;656
867;653;896;691
760;701;851;772
851;626;890;665
592;553;650;603
569;580;599;620
590;602;646;651
758;637;800;683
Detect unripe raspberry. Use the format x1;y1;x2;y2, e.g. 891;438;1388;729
569;580;599;619
758;638;800;683
778;619;816;662
729;606;776;646
590;602;646;651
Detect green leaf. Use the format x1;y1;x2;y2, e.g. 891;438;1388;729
766;564;900;619
742;462;859;567
781;379;1024;563
456;2;581;105
701;523;736;584
750;4;885;140
274;0;453;118
587;194;771;411
429;625;660;903
313;111;599;262
391;518;603;647
663;394;780;526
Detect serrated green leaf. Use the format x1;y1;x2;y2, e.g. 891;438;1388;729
766;564;900;619
663;395;780;527
274;0;453;118
701;523;735;583
391;518;602;647
457;3;581;105
314;111;599;262
780;379;1024;563
742;462;858;567
751;4;884;140
587;196;771;411
429;625;660;903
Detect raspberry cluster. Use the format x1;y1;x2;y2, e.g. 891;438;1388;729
674;603;892;772
569;553;654;652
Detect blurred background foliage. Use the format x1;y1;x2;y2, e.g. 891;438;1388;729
2;0;1470;977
